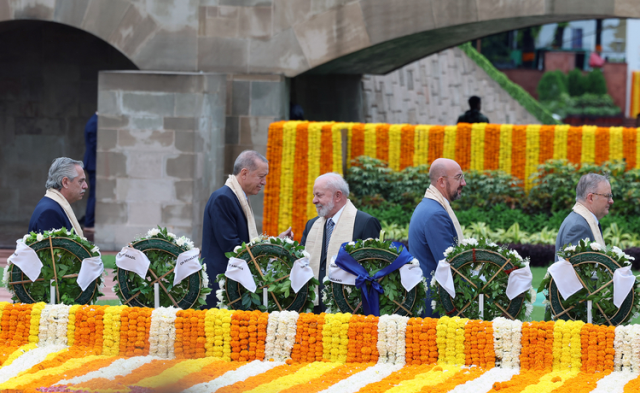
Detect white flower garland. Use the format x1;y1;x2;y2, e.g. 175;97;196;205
448;367;520;393
59;356;161;385
492;317;522;369
376;315;408;365
317;364;404;393
263;311;299;361
183;360;284;393
614;324;640;372
0;344;66;384
590;370;638;393
38;305;70;346
148;307;178;359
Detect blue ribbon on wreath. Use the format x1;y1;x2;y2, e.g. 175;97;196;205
334;241;414;316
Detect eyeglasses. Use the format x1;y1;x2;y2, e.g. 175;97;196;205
591;192;613;200
443;174;465;181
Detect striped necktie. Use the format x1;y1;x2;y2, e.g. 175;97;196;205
325;218;335;256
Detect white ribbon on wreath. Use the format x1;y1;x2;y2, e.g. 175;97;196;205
225;257;257;292
8;240;43;282
174;248;202;286
435;258;533;300
116;246;151;279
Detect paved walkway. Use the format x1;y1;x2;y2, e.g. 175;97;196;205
0;249;119;303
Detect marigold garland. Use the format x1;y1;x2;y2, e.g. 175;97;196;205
436;316;467;366
248;361;341;393
73;358;182;390
102;305;126;356
443;125;457;160
322;313;350;363
346;314;379;363
278;121;298;234
156;359;244;393
307;123;323;221
610;126;624;162
291;312;324;363
464;320;495;369
623;127;637;169
2;343;38;367
511;125;527;181
524;124;541;192
552;319;583;371
553;125;569;160
595;126;611;165
332;123;345;174
406;317;438;365
581;125;597;164
538;125;555;164
520;321;554;371
263;121;284;236
470;123;486;171
355;364;435;393
428;126;444;165
120;307;152;357
498;124;513;174
292;122;309;241
567;126;583;164
484;124;501;170
388;124;403;171
217;363;307;393
400;124;415;170
205;308;233;360
137;357;219;388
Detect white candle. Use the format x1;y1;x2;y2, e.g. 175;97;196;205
263;287;268;308
50;279;55;305
154;283;160;308
587;300;592;324
479;294;484;320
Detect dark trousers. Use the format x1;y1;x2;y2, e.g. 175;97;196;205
85;170;96;227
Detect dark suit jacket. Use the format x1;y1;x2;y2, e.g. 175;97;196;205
555;211;601;260
83;113;97;172
28;197;72;234
408;198;457;317
201;185;250;308
301;209;381;311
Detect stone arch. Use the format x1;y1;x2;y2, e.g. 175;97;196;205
0;19;137;245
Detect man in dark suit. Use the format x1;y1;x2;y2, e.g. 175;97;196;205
29;157;88;236
408;158;466;317
555;173;611;259
201;150;292;308
301;173;381;312
83;113;98;231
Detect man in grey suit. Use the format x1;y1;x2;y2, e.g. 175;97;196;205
555;173;613;259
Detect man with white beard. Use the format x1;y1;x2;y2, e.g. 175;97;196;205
301;173;381;312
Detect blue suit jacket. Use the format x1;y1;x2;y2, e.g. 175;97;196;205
28;197;72;234
201;185;250;307
408;198;457;317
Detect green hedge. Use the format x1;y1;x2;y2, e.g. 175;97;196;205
458;42;559;125
348;156;640;236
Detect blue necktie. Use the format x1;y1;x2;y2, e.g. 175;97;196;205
325;219;335;256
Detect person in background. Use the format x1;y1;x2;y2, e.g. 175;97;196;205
457;96;489;124
83;113;98;233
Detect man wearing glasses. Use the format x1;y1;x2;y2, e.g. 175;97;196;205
408;158;467;317
555;173;613;259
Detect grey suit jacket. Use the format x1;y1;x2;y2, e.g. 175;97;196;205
555;211;601;260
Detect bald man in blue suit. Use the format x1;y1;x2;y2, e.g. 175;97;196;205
408;158;467;317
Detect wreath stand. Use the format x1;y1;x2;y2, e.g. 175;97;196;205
436;249;525;320
547;252;634;326
224;242;311;312
9;235;99;305
329;247;419;316
116;238;202;309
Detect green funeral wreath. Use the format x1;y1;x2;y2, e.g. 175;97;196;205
429;237;534;321
539;238;640;326
216;236;320;313
322;238;429;317
4;228;104;305
113;227;211;309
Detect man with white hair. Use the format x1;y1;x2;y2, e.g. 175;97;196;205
28;157;88;236
201;150;292;308
300;172;381;312
555;173;612;259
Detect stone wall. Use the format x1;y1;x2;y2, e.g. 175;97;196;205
95;71;226;250
362;47;540;125
224;74;288;233
0;21;135;230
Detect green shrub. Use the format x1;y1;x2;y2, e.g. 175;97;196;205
568;69;587;96
347;155;640;234
537;70;568;101
585;68;608;95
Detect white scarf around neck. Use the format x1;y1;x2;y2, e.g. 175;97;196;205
572;201;605;246
44;189;84;237
424;184;464;242
225;175;259;240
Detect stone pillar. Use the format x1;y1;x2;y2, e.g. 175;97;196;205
224;74;288;233
95;71;226;250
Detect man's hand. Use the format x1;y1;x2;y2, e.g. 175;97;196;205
279;227;294;239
